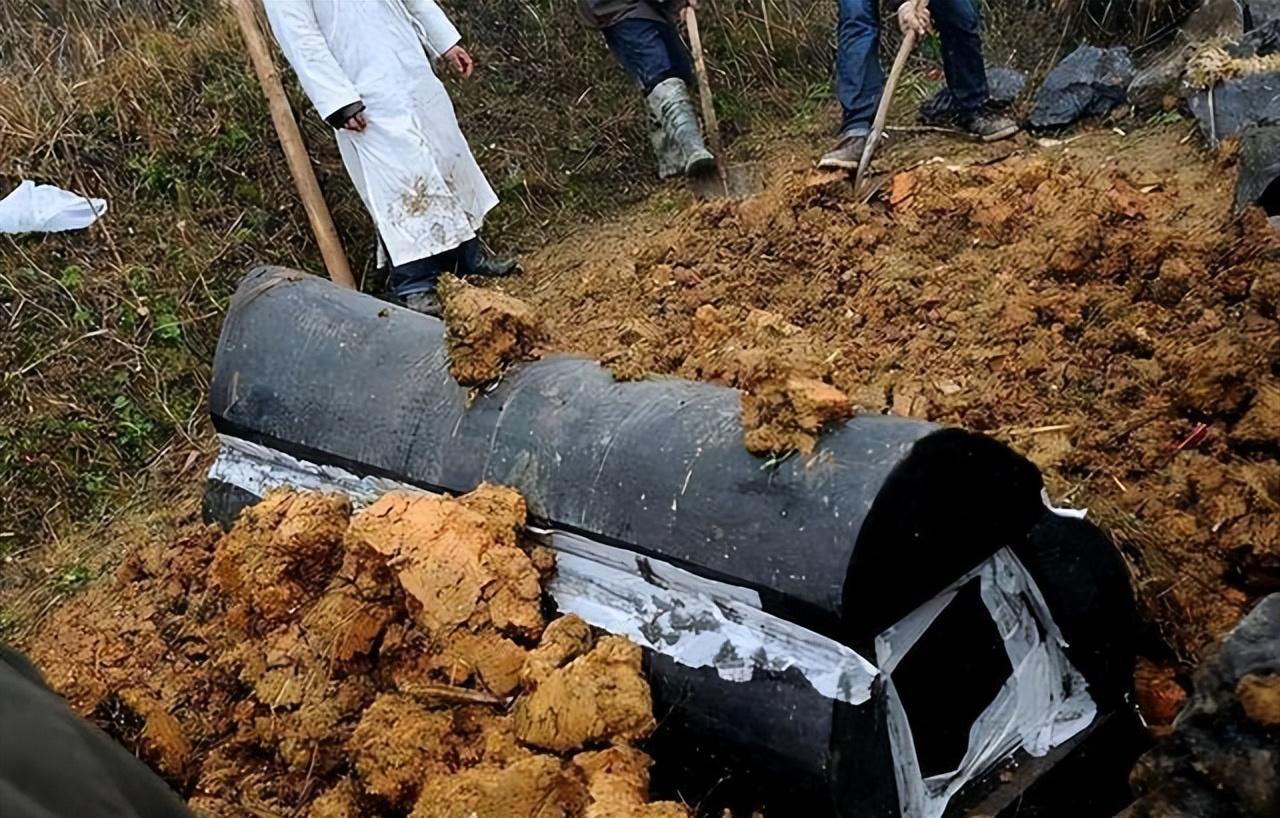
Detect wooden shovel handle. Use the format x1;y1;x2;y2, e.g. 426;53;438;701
230;0;356;289
683;6;723;156
856;0;925;181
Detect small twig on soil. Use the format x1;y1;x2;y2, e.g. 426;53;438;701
402;682;508;707
1207;84;1218;147
12;329;109;377
885;124;967;135
1001;423;1073;436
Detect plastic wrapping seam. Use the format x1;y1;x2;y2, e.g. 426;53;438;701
875;549;1098;818
208;435;878;704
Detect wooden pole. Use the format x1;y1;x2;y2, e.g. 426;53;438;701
229;0;356;289
682;6;723;157
855;0;924;185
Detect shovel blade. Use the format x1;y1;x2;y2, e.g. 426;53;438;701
689;163;764;200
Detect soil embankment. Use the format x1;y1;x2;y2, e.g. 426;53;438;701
28;486;687;818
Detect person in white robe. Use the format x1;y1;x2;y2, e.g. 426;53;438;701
262;0;517;316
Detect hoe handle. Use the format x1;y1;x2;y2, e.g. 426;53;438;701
856;3;923;183
230;0;356;289
683;6;723;157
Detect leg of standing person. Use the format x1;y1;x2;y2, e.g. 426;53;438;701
389;236;518;319
819;0;885;169
603;17;684;93
603;17;716;177
931;0;1018;140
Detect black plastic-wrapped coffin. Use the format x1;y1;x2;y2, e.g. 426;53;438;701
209;267;1047;645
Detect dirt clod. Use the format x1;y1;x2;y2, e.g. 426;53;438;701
742;375;854;455
440;276;544;385
1236;673;1280;727
514;635;656;753
575;747;690;818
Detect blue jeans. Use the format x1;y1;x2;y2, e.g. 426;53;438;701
836;0;989;134
388;238;482;298
602;18;693;94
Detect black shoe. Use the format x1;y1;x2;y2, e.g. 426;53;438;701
402;291;443;318
817;133;867;171
957;110;1019;142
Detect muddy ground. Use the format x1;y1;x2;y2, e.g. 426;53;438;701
497;123;1280;701
27;486;688;818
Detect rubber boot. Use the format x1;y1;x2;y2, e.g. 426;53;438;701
460;238;520;278
646;77;716;177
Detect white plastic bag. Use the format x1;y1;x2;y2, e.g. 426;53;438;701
0;180;108;234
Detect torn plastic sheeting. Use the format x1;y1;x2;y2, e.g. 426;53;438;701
0;180;107;234
207;434;405;509
207;434;878;705
549;530;878;706
877;549;1097;818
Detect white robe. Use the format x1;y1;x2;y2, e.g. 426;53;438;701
263;0;499;266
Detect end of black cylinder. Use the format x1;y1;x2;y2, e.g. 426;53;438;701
1015;514;1137;710
841;427;1045;649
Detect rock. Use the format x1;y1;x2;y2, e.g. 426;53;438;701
1248;0;1280;27
1187;0;1247;39
919;65;1026;125
1028;45;1134;130
1128;594;1280;818
1234;125;1280;214
1186;20;1280;142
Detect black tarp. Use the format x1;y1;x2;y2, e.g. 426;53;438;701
1028;45;1135;130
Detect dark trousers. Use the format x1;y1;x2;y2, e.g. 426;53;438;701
836;0;989;135
602;17;693;93
388;237;482;298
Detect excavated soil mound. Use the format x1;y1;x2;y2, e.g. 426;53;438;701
507;127;1280;699
27;487;688;818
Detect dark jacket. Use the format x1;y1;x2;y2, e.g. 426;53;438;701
577;0;682;29
0;645;193;818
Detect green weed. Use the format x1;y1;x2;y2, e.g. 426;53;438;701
53;564;93;593
1147;109;1185;126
